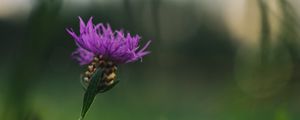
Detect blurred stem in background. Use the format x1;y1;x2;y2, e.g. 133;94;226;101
123;0;134;29
149;0;164;76
151;0;161;42
277;0;300;61
1;0;62;119
235;0;297;100
258;0;271;63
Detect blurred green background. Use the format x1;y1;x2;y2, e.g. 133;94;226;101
1;0;300;120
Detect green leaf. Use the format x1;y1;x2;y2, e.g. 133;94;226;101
79;68;104;120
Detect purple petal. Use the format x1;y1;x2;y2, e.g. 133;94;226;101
67;16;151;65
72;48;94;65
79;16;86;34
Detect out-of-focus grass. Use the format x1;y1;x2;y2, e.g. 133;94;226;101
1;0;300;120
1;0;62;119
234;1;299;120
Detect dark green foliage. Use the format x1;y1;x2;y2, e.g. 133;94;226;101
80;68;120;120
80;69;104;120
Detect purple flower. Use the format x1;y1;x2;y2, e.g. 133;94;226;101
66;17;151;65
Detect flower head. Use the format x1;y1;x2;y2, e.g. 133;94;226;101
66;17;151;65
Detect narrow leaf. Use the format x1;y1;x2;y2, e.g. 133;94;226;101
79;68;103;120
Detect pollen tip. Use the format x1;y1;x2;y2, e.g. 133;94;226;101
94;57;99;61
113;66;117;70
107;61;114;67
107;80;114;85
106;72;116;80
88;65;94;71
85;71;91;76
83;77;89;82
